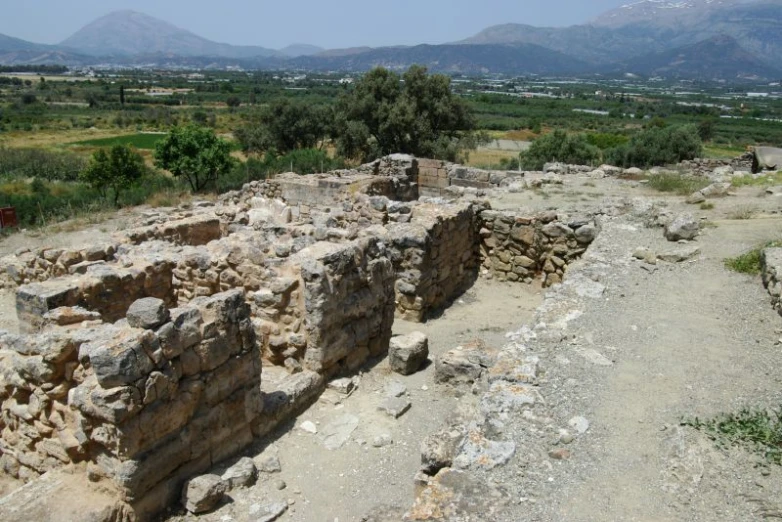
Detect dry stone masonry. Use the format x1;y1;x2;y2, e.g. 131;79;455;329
0;155;599;521
478;210;597;287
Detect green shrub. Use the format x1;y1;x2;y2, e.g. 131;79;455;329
585;132;629;150
608;125;702;168
520;130;600;170
262;148;346;176
683;406;782;465
646;173;710;195
0;147;86;181
724;240;782;275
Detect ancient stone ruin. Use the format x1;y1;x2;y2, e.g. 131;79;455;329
0;155;599;520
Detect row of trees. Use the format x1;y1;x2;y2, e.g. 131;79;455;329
235;65;481;163
80;125;235;204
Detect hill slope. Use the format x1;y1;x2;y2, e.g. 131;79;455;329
461;0;782;67
0;33;48;52
279;44;324;57
60;10;280;58
289;43;588;75
591;0;743;28
606;34;782;79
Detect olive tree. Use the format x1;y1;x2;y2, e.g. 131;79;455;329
235;98;332;154
334;65;478;162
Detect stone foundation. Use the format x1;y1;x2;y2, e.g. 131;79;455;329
16;260;176;333
477;210;597;287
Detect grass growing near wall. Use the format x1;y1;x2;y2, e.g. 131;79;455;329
724;240;782;275
683;406;782;465
646;173;711;196
730;172;782;188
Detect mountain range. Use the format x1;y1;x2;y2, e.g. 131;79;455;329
0;2;780;80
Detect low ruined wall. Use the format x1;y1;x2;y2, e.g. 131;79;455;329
120;215;221;247
0;290;261;518
171;237;271;305
16;260;176;332
761;248;782;315
478;210;597;287
387;202;479;322
0;243;119;290
416;159;522;197
0;216;221;291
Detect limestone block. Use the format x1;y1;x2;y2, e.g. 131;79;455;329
221;457;257;489
435;341;496;385
127;298;170;330
156;307;202;359
82;329;156;388
181;474;226;514
664;214;699;242
388;332;429;375
420;428;466;475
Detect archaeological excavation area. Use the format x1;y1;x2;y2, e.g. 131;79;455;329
2;153;782;521
0;155;600;521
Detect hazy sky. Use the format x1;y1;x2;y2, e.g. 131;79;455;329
2;0;627;49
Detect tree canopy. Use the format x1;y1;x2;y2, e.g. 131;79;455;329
235;98;331;154
235;66;480;164
154;124;234;192
80;144;145;205
335;66;478;162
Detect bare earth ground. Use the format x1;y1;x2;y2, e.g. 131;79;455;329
521;215;782;522
2;172;782;521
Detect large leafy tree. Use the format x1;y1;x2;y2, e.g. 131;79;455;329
235;98;332;154
80;144;145;206
335;65;478;162
154;124;234;192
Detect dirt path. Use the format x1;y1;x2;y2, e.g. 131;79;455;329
528;217;782;522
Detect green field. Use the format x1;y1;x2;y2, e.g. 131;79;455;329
70;133;167;149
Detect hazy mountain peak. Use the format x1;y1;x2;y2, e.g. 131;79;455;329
59;9;280;58
278;44;325;57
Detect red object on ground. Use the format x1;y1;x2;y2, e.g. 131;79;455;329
0;207;18;228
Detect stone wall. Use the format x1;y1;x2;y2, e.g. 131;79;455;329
416;159;523;197
16;260;176;333
297;238;396;374
0;290;262;518
0;243;119;290
478;210;597;287
0;215;221;291
386;202;480;322
761;248;782;315
679;153;754;176
121;215;221;247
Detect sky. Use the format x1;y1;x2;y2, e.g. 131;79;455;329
1;0;627;49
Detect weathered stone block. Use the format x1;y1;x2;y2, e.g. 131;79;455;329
388;332;429;375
